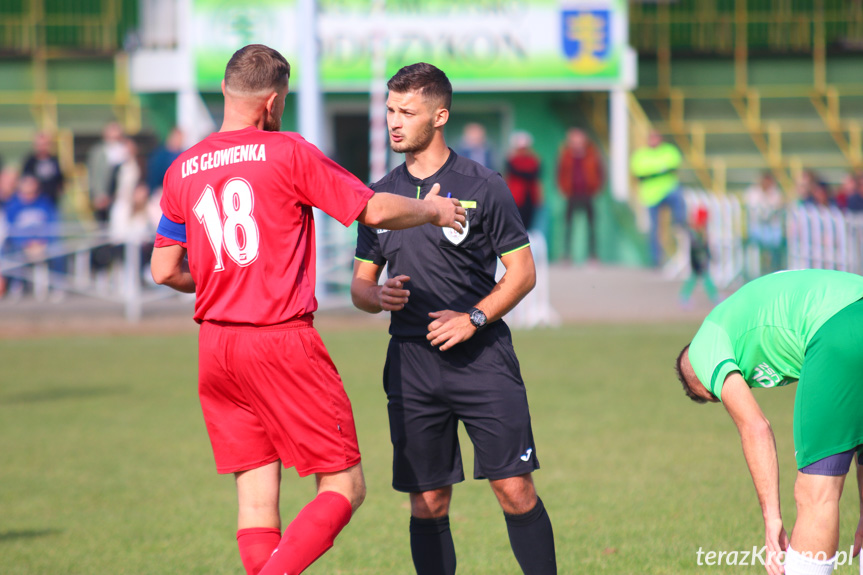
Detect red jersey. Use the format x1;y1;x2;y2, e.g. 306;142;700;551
156;127;373;325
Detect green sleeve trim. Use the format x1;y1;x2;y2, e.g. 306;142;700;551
501;243;531;257
710;358;738;401
354;256;375;264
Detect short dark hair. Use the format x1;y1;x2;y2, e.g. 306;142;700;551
387;63;452;111
675;344;708;404
225;44;290;94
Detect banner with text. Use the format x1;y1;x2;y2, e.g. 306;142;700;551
192;0;630;92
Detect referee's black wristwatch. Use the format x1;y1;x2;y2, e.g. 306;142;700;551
468;307;488;331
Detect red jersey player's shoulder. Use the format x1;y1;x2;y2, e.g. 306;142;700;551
271;131;325;158
165;129;297;182
240;129;307;147
278;131;307;144
227;129;316;160
163;131;224;181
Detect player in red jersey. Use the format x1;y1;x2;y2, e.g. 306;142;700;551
150;44;464;575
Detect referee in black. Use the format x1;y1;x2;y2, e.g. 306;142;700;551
351;63;556;575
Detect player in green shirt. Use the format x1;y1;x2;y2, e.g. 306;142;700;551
675;270;863;575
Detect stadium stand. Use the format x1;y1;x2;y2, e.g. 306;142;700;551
630;0;863;195
0;0;141;217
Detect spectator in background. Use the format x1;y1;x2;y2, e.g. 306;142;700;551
808;179;833;208
679;205;718;308
834;172;857;211
0;167;18;207
558;128;603;264
109;138;146;245
794;169;817;204
22;131;64;209
87;121;127;222
0;167;13;297
456;122;494;169
504;130;542;231
105;138;157;279
745;171;784;225
744;171;786;273
847;173;863;213
630;130;686;267
3;175;57;299
147;126;184;195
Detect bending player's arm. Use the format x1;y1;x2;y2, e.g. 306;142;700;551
427;246;536;351
351;260;411;314
721;373;788;575
151;244;195;293
357;183;465;232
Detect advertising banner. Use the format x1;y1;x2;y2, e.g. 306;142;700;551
192;0;630;91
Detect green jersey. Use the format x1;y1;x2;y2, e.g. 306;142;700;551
689;270;863;400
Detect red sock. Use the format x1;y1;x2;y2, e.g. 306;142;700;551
258;491;353;575
237;527;282;575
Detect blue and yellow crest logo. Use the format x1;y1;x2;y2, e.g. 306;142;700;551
561;9;611;73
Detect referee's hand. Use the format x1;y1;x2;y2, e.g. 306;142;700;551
427;309;476;351
425;183;466;232
378;275;411;311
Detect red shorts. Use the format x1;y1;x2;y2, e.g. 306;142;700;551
197;317;361;476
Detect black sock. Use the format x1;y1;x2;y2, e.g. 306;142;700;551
410;515;457;575
504;497;557;575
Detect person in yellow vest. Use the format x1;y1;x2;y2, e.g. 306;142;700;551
630;130;686;267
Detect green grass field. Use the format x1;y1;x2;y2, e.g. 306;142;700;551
1;323;860;574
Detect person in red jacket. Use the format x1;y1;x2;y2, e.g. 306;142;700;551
504;131;543;231
556;128;604;263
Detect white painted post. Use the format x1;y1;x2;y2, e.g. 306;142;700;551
368;0;388;184
176;0;214;146
33;262;49;301
74;248;90;290
124;240;142;323
609;46;636;203
297;0;323;150
496;232;559;329
609;88;629;203
296;0;329;300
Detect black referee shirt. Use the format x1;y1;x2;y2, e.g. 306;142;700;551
356;149;530;338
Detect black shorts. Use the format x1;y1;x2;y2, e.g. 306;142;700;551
383;321;539;493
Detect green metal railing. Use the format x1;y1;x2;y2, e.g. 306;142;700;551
0;0;137;54
631;0;863;55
